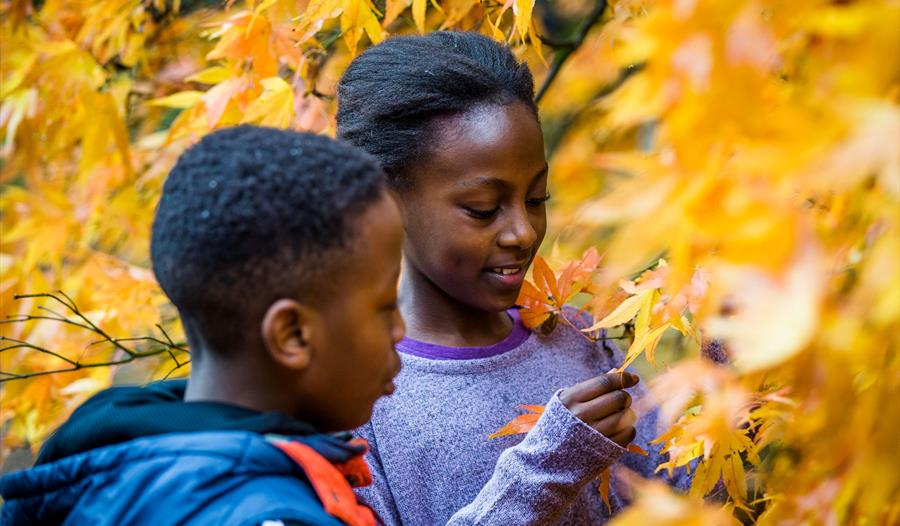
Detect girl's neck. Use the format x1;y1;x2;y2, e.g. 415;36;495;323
398;261;512;348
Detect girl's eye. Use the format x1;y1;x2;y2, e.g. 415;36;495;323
526;194;551;207
464;206;500;220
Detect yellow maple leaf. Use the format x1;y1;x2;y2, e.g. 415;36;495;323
147;90;204;109
242;77;295;128
412;0;427;34
511;0;533;43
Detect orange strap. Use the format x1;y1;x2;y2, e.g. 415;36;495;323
273;440;378;526
333;438;374;488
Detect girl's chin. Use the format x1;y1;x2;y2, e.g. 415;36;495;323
438;276;522;313
473;288;521;313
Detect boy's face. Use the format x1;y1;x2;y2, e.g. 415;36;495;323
398;102;548;312
299;192;405;431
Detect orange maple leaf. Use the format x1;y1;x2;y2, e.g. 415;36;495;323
516;279;555;329
598;467;612;511
627;443;649;456
516;248;602;330
487;404;545;439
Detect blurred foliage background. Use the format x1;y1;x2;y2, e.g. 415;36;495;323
2;0;898;523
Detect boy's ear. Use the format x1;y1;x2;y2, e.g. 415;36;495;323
261;299;318;370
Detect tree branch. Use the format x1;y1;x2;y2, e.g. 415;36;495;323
1;337;79;367
161;358;192;380
0;291;189;384
535;0;609;103
0;351;186;382
544;63;645;156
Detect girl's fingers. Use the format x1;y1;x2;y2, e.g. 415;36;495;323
608;426;637;448
561;372;639;405
575;389;632;422
592;407;637;436
613;408;637;433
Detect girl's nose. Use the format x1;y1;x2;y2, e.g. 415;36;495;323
497;205;538;250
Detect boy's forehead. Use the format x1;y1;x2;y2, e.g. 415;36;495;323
347;193;403;271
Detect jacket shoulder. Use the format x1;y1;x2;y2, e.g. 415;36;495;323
1;431;347;526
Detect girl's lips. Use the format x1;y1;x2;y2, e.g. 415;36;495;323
483;266;526;290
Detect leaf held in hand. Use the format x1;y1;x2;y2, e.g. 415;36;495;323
582;289;653;332
487;404;544;439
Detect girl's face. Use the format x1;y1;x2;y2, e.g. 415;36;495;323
398;102;548;313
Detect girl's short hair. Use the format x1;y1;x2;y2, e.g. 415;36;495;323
336;31;537;189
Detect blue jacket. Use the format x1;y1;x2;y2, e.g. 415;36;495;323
0;382;372;526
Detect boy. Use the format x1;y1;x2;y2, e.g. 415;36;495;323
0;125;405;526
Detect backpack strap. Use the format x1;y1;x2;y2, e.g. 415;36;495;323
271;440;377;526
332;438;373;488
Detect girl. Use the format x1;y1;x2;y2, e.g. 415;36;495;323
337;31;690;525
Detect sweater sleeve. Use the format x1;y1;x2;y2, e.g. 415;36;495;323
355;386;630;526
446;392;627;525
352;423;404;526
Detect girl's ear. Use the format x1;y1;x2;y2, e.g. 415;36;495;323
261;299;317;371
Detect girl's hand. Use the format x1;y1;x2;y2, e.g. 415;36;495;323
559;371;640;448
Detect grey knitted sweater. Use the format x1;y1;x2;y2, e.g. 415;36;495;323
354;309;691;525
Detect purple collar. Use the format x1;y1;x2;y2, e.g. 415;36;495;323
396;309;532;360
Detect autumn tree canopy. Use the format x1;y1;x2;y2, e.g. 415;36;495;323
2;0;898;523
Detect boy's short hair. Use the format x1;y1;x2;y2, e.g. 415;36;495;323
151;125;385;355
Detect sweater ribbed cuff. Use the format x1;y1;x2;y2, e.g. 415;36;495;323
522;390;627;481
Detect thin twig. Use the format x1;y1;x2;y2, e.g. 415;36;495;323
0;345;186;383
156;324;179;347
554;309;625;344
53;291;138;357
537;33;578;50
167;348;182;367
87;335;188;352
1;358;130;382
535;0;609;103
545;63;645;155
152;323;185;366
161;358;192;380
0;336;79;366
1;291;191;383
2;314;94;332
